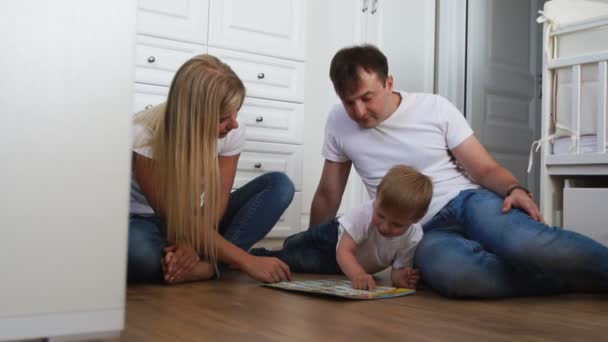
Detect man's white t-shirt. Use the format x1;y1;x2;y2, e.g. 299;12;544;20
129;103;246;215
323;91;479;225
337;200;423;274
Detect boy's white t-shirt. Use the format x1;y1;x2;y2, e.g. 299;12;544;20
323;91;479;225
337;200;423;274
129;103;246;215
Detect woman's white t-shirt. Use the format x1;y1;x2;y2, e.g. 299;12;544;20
129;103;246;215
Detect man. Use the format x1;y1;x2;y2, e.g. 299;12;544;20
310;44;608;298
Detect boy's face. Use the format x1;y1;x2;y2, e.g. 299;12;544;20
339;70;395;128
371;203;415;238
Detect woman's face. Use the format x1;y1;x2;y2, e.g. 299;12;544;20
218;108;239;138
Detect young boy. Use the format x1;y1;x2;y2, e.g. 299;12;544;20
250;165;433;290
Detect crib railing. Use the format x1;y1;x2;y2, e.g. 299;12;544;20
546;19;608;155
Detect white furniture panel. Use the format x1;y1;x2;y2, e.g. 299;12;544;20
239;97;304;144
137;0;209;44
208;0;306;61
135;35;206;87
235;141;303;191
563;180;608;245
208;47;305;103
0;1;133;340
133;83;169;113
267;192;303;237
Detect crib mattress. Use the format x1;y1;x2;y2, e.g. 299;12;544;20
553;135;598;154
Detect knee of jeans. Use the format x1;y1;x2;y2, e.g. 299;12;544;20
415;237;491;298
267;172;295;208
127;231;164;282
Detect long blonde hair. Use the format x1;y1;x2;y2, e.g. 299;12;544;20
135;54;245;266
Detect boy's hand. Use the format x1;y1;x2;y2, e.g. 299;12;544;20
352;273;376;291
393;267;420;289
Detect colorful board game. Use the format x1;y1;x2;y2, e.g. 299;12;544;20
263;279;415;300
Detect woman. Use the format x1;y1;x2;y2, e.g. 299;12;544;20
128;54;294;284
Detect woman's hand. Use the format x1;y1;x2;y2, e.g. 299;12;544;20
162;244;200;284
352;273;376;291
241;255;291;283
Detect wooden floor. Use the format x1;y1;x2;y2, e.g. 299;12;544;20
113;271;608;342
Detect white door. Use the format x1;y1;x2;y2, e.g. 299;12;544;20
136;0;209;44
367;0;436;93
466;0;542;192
208;0;306;60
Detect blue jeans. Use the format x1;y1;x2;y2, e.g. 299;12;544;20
415;189;608;298
250;219;342;274
127;172;295;283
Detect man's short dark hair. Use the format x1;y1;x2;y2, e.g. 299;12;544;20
329;44;389;98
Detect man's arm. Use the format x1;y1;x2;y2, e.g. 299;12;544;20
451;135;542;221
309;159;352;226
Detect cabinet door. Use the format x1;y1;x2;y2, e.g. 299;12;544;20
137;0;209;44
367;0;435;93
235;141;302;191
208;0;306;61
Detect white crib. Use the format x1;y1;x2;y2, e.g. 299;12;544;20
538;0;608;245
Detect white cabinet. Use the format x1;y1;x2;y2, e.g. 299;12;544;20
354;0;435;93
137;0;209;44
134;0;307;236
208;0;306;61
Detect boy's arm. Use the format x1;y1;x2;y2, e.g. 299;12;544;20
391;267;420;289
336;232;376;290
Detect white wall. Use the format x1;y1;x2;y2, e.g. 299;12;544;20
0;1;135;340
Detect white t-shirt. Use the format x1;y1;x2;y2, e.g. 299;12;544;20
323;91;479;225
337;200;423;274
129;103;246;215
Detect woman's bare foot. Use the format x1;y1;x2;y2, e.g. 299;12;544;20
163;260;215;284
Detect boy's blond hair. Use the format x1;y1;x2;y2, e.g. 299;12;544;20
376;165;433;222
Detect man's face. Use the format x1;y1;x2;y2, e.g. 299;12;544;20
339;70;395;128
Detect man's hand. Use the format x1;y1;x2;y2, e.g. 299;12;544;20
392;267;420;289
162;244;200;284
241;255;291;283
352;273;376;291
502;189;543;222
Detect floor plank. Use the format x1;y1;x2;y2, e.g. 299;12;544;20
114;271;608;342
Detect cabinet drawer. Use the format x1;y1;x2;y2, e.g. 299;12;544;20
563;181;608;245
267;192;303;238
135;35;206;87
133;84;168;114
137;0;209;44
239;97;303;145
208;47;305;103
234;142;302;191
208;0;306;61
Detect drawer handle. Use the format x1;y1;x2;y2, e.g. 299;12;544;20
254;162;262;169
145;104;153;110
255;116;264;123
257;72;265;79
147;56;156;63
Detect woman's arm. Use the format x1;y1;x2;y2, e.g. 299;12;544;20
336;232;376;290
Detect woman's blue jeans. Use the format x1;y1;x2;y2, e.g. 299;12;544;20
127;172;295;283
415;189;608;298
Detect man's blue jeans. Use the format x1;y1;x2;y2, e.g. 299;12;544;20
127;172;295;283
415;189;608;298
250;219;342;274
